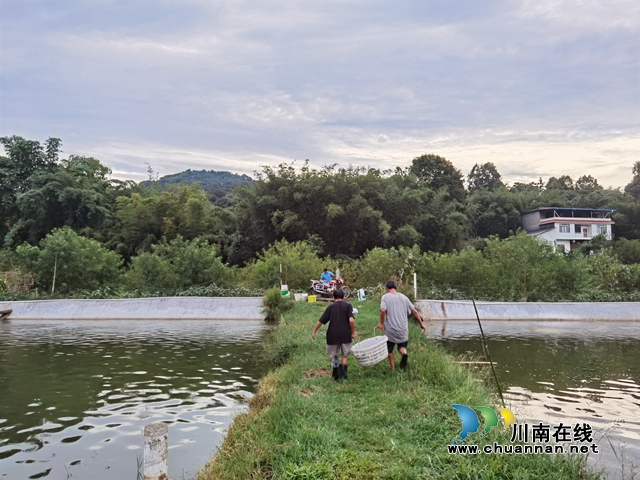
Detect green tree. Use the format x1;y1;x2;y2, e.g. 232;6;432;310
510;178;544;193
546;175;574;190
4;155;124;247
228;161;471;264
419;247;489;298
575;175;602;192
467;162;504;192
0;136;62;245
624;162;640;198
247;239;324;291
409;154;466;202
355;246;420;288
466;189;523;238
482;233;587;300
0;135;60;192
109;184;228;260
125;236;230;291
611;195;640;240
418;233;589;301
16;227;123;293
613;238;640;264
125;252;176;291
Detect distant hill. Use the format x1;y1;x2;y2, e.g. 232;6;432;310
154;169;252;189
143;169;252;206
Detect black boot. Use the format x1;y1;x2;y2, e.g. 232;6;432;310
399;354;408;370
332;356;339;381
342;364;348;380
338;364;347;380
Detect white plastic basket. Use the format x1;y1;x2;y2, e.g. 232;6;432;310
352;327;388;367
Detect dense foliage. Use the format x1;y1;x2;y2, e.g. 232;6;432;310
1;135;639;301
143;169;252;205
15;227;122;294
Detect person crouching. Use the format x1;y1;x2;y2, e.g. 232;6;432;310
311;289;357;380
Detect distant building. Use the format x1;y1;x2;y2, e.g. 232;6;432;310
522;207;615;252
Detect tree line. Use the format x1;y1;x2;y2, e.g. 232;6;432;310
1;135;639;299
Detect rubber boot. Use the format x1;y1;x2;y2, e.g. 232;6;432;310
331;356;340;381
341;364;348;380
338;364;346;380
399;353;408;370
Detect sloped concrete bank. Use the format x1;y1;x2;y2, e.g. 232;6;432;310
0;297;264;320
2;297;638;321
416;299;640;321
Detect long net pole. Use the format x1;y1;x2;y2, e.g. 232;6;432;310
472;299;505;408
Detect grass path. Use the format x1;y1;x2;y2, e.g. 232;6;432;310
198;300;599;479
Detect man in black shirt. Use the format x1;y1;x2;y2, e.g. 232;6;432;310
311;289;357;380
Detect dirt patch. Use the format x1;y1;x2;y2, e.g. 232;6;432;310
299;389;314;397
303;368;331;379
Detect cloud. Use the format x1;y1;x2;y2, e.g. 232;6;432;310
1;0;638;187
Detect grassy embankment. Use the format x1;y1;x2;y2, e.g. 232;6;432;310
198;300;599;480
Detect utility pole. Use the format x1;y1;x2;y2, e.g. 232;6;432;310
51;253;58;295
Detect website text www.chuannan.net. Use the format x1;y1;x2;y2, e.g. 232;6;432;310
448;443;599;455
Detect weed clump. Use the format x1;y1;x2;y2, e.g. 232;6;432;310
261;287;294;322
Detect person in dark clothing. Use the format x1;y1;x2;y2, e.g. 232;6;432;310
311;289;357;380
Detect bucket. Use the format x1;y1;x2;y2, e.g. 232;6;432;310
294;293;308;302
281;290;291;299
308;295;317;303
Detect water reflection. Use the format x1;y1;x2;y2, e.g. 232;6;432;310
0;320;270;480
429;320;640;479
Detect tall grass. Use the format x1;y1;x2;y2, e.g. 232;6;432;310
261;287;294;322
201;300;599;479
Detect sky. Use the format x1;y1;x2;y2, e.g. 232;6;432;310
1;0;638;187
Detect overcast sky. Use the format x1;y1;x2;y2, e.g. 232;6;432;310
1;0;638;187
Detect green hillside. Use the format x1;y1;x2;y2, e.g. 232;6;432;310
143;169;252;205
154;169;252;189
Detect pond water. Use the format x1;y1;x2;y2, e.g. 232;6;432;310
3;318;638;479
0;320;270;480
428;320;640;479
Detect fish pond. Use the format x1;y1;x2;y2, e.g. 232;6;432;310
0;320;270;480
1;318;639;479
429;320;640;479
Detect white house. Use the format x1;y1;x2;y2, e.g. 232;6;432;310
522;207;615;252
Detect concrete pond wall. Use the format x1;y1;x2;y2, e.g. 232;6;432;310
0;297;264;320
1;297;639;321
415;299;640;321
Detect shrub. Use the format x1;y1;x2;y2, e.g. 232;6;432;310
125;236;231;292
16;227;123;293
355;245;420;288
261;287;293;322
417;232;591;301
613;238;640;264
175;283;264;297
249;239;324;291
126;252;177;291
